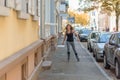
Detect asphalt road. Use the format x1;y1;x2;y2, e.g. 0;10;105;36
81;42;120;80
38;38;115;80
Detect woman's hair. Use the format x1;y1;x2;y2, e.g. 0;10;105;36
65;24;73;31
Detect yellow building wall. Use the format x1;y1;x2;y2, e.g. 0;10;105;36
0;9;39;61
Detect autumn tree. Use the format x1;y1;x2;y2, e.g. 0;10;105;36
84;0;120;31
67;9;90;26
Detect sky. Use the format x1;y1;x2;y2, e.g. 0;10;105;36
69;0;79;10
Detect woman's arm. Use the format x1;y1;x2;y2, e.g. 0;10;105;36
72;30;80;42
62;33;66;45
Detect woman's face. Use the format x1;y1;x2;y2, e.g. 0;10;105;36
67;25;71;30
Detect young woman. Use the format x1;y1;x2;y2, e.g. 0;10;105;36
62;24;80;62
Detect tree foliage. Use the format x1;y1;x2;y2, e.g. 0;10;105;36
68;9;90;26
85;0;120;31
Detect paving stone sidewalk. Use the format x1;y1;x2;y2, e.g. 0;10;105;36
38;37;110;80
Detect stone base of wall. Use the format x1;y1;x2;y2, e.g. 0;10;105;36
0;35;58;80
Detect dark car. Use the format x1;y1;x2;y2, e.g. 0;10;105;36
93;32;111;61
103;32;120;79
79;29;92;42
87;31;100;52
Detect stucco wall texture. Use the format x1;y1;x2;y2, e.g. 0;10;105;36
0;9;39;61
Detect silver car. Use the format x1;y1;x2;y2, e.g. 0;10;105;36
87;31;100;52
104;32;120;78
93;32;111;61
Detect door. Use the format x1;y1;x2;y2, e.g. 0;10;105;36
106;34;114;63
108;34;117;64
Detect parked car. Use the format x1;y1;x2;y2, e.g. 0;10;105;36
93;32;111;61
87;31;100;52
103;32;120;79
79;29;92;42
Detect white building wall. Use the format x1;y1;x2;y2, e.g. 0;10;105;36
45;0;50;23
89;10;99;31
109;12;116;32
119;16;120;31
45;0;51;37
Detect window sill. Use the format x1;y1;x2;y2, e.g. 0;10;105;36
33;16;39;21
18;12;29;20
0;6;10;16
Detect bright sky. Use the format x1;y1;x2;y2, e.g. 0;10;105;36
69;0;79;10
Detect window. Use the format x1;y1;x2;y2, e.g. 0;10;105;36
0;0;15;8
109;34;115;42
112;35;117;43
34;0;38;16
21;58;28;80
91;33;96;39
34;52;38;67
0;74;6;80
38;0;40;17
31;0;37;15
15;0;22;11
22;62;28;80
32;0;40;21
45;0;50;23
117;33;120;44
22;0;28;13
0;0;10;16
0;0;6;6
18;0;29;19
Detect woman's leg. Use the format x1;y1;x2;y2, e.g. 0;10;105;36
66;42;70;61
70;42;80;61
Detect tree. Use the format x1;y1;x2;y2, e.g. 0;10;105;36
101;0;120;31
86;0;120;31
75;13;90;25
67;9;90;26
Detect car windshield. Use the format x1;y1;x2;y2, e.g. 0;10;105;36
91;32;100;39
79;29;92;35
98;33;111;43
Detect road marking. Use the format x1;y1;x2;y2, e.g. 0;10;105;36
57;45;65;47
79;56;91;58
79;42;113;80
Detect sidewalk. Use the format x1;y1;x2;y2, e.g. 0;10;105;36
38;37;110;80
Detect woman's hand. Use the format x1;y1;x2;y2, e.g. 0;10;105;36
74;31;80;42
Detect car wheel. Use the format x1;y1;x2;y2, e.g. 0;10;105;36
95;52;99;62
93;50;95;57
80;39;82;42
103;55;110;69
87;43;89;50
115;60;120;79
89;45;92;52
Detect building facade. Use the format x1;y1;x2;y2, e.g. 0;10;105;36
0;0;59;80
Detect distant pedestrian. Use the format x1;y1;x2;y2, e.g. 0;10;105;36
106;27;109;32
62;24;80;62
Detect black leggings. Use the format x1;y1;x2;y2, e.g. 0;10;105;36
66;41;79;61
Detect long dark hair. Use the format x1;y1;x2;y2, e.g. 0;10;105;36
65;24;73;31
